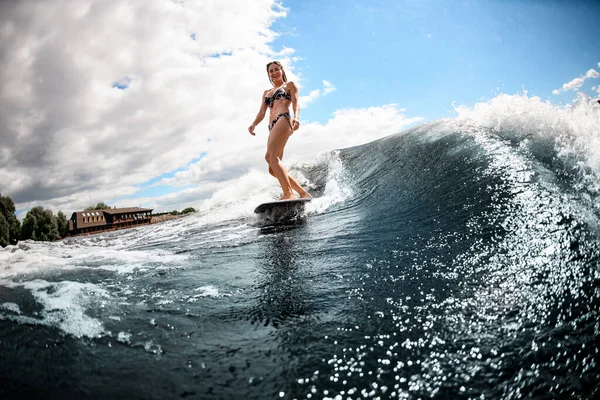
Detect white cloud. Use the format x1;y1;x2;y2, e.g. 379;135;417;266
562;77;585;91
0;0;421;216
299;80;336;107
293;104;423;166
300;89;323;107
323;80;336;95
553;63;600;94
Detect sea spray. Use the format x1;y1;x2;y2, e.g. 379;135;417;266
454;92;600;201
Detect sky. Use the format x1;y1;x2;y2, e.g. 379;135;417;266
1;0;599;217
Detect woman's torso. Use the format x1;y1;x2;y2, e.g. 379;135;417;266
265;85;291;118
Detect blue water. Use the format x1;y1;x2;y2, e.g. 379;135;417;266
1;97;599;399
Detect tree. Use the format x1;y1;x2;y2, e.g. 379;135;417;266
0;194;20;246
85;202;110;211
0;214;9;247
55;211;69;238
20;206;60;242
180;207;196;215
170;210;179;216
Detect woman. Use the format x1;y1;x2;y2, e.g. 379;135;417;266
248;61;312;200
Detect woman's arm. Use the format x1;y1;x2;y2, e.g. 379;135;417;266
248;90;268;136
288;82;301;131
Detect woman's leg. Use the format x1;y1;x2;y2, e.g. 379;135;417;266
289;176;312;198
265;117;295;200
268;148;312;199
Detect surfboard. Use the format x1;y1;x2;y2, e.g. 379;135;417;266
254;198;312;220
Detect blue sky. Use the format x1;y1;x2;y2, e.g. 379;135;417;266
271;0;600;123
1;0;599;216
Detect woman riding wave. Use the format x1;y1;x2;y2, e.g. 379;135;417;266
248;61;312;200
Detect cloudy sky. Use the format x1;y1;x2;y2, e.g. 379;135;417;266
1;0;599;216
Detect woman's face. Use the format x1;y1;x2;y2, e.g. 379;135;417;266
268;63;284;82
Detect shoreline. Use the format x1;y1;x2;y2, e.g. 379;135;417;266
150;214;184;224
65;214;187;238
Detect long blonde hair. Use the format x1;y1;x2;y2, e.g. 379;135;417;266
266;61;288;86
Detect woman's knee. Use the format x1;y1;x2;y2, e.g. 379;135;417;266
265;151;278;165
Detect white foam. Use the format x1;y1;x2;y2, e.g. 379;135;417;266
0;279;108;338
173;150;354;226
0;236;188;279
305;151;354;215
186;285;224;301
453;92;600;196
117;331;132;344
0;302;21;314
0;241;72;279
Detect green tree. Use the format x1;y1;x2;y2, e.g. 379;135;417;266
0;194;20;246
19;212;34;240
55;211;69;238
85;202;110;211
20;206;60;242
180;207;196;215
0;214;9;247
170;210;179;216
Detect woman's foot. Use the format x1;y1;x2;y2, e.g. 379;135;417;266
298;190;312;199
280;193;297;201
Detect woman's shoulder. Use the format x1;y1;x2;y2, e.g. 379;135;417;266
285;81;298;91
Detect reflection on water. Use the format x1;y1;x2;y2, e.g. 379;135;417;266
253;222;313;328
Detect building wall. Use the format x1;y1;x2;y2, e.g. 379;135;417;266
69;209;152;236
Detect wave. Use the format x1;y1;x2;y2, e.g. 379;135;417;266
333;93;600;227
454;93;600;205
187;92;600;233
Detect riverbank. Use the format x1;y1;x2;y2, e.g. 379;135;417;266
150;214;183;224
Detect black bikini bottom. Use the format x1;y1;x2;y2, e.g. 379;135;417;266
268;112;292;132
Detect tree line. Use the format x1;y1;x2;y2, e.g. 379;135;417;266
153;207;196;217
1;195;197;248
0;194;69;247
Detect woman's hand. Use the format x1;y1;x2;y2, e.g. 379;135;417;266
292;118;300;131
248;124;256;136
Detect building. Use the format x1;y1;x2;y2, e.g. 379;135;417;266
68;207;153;236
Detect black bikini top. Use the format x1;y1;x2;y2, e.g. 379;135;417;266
264;86;291;108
